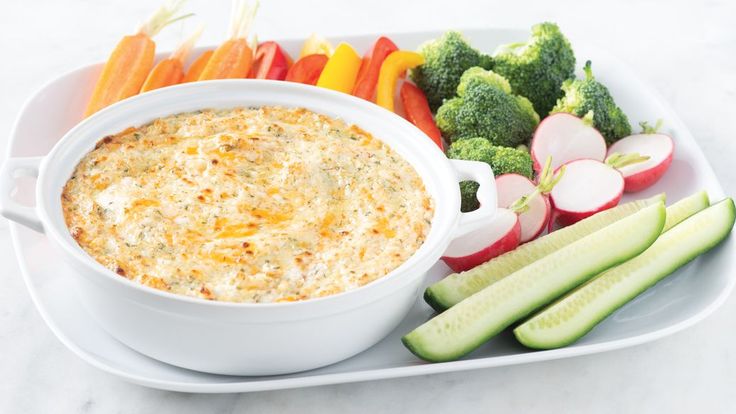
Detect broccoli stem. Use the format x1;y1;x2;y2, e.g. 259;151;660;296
583;60;594;80
581;110;595;127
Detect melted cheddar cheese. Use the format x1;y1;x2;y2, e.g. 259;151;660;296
61;107;433;303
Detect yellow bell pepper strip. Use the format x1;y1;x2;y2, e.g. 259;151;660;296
376;51;425;112
300;33;334;58
316;43;362;93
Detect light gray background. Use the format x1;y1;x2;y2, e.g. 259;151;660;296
1;0;735;412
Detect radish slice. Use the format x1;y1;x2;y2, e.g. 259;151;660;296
496;174;550;243
607;133;674;192
442;209;521;272
549;159;624;227
530;113;607;173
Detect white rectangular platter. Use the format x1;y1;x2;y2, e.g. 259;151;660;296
7;28;735;393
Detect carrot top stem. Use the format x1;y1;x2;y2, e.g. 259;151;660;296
137;0;193;37
228;0;259;40
171;25;204;62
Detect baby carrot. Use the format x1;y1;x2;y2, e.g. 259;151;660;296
84;0;191;116
198;0;259;80
183;49;214;82
141;26;203;92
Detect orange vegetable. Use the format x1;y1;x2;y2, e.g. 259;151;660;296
84;0;191;117
199;0;259;80
141;26;203;92
376;51;424;112
141;59;183;92
400;82;444;150
183;50;214;82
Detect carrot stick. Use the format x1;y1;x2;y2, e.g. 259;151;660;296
141;26;203;92
84;0;192;116
183;50;214;82
140;58;184;92
198;0;259;80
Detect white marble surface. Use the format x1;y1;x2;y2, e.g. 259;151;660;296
1;0;735;412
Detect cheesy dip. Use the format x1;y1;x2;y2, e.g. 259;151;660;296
61;107;433;303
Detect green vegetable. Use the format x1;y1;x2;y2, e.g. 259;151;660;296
664;190;709;230
411;31;492;111
489;146;534;178
493;22;576;116
436;67;540;148
456;182;480;213
515;194;732;350
446;137;533;211
424;194;665;312
551;61;632;144
403;202;666;362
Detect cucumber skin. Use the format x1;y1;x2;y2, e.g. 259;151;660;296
514;198;735;350
404;203;666;362
663;191;709;232
425;194;666;313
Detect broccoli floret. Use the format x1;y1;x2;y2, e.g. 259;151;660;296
490;146;534;178
447;136;496;163
411;31;493;111
458;182;482;212
447;137;534;177
551;61;632;144
492;22;576;116
447;137;533;211
436;67;540;147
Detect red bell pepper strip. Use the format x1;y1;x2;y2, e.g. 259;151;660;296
285;54;328;85
400;82;444;150
352;36;398;101
250;41;292;80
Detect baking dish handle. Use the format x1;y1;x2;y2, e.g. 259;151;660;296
449;159;497;238
0;157;44;233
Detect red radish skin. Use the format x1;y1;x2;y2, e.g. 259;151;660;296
495;174;550;242
442;209;521;272
530;113;607;173
607;133;674;192
549;159;625;228
550;195;621;228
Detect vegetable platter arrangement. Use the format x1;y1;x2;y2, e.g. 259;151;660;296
80;0;734;364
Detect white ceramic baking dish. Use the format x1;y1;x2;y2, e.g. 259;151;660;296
0;80;497;375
